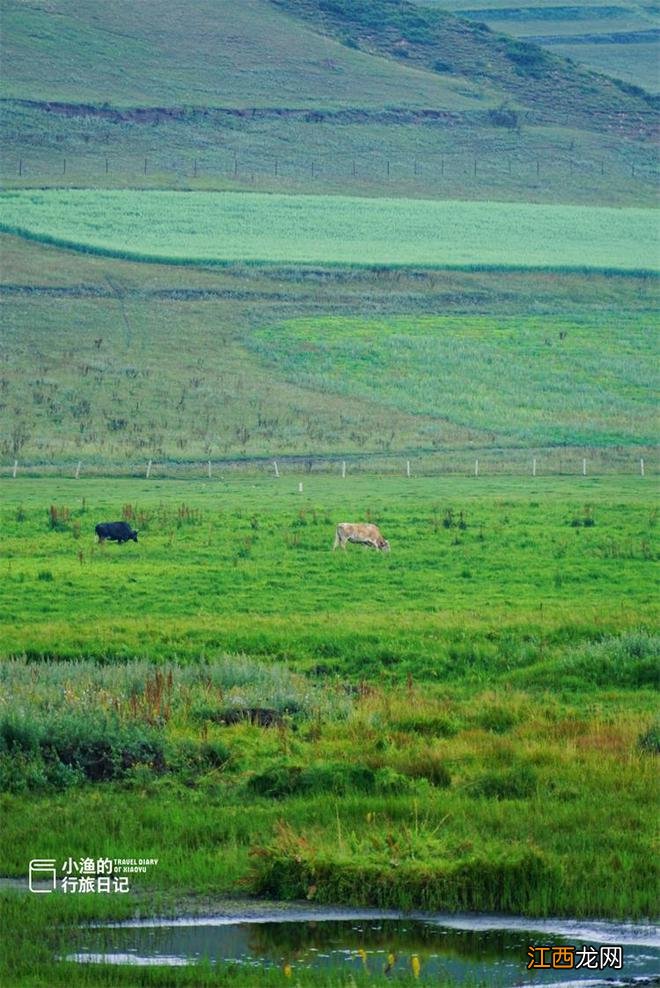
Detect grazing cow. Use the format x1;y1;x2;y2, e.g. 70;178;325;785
333;522;390;552
95;521;138;544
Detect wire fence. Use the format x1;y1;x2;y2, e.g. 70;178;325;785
3;149;659;186
1;450;653;481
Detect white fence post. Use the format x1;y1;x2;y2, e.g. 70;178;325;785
273;460;279;478
75;461;81;480
341;460;346;479
582;458;587;476
12;459;18;479
532;458;537;477
146;459;152;479
406;460;411;478
208;460;212;479
640;458;645;477
298;481;303;493
474;459;479;477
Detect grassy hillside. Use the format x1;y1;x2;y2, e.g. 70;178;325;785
1;233;657;466
1;0;481;109
271;0;658;126
423;1;660;93
1;0;657;206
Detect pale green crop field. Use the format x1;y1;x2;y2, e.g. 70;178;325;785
1;190;658;270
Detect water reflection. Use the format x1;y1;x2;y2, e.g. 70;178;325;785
71;915;660;986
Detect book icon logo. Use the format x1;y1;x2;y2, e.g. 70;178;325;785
29;859;57;893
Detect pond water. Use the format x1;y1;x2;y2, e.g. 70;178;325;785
69;909;660;986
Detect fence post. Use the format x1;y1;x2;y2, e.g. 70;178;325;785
406;460;411;478
194;159;198;178
474;459;479;477
273;460;279;478
341;461;346;479
582;458;587;476
12;459;18;479
146;459;152;479
105;157;109;174
18;159;22;176
63;158;66;175
208;460;212;479
298;481;303;493
144;158;147;176
532;457;537;477
640;458;645;477
75;461;81;480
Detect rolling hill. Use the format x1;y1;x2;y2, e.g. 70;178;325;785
1;0;657;205
419;0;660;93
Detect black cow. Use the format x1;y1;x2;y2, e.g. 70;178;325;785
95;521;138;544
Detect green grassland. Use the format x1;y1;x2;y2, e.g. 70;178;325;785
1;232;657;465
0;475;658;985
425;0;660;92
0;0;486;109
2;190;657;269
1;0;657;207
0;475;656;669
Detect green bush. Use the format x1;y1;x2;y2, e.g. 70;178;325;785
247;760;381;798
638;722;660;755
470;764;537;800
0;712;164;790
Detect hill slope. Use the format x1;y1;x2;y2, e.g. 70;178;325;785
1;233;656;465
270;0;658;132
0;0;487;109
419;1;660;93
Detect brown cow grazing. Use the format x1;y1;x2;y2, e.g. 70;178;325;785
333;522;390;552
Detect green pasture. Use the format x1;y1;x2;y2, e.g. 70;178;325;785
427;0;660;92
1;232;657;464
0;475;656;668
0;0;485;110
1;190;658;270
252;313;658;446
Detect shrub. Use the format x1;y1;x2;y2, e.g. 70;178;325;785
471;764;538;800
477;705;518;734
247;761;380;798
638;722;660;755
0;712;164;790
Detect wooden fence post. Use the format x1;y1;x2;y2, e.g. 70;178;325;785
640;458;645;477
75;461;81;480
532;458;537;477
12;460;18;479
208;460;212;479
582;458;587;476
406;460;411;478
273;460;279;478
474;459;479;477
146;459;152;479
341;461;346;479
